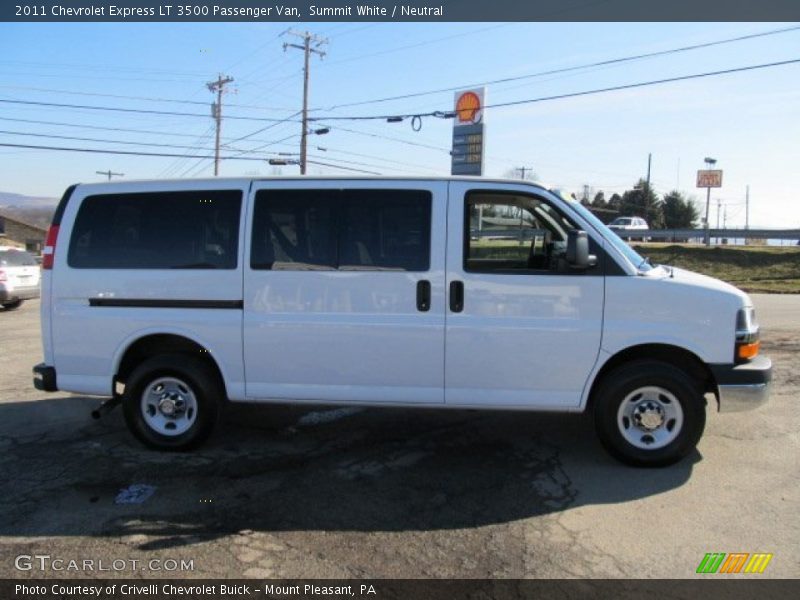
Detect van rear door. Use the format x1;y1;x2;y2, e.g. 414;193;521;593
51;180;248;397
444;181;604;409
243;180;447;404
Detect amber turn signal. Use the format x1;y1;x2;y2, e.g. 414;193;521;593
737;341;760;360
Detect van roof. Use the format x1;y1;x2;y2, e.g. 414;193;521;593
72;175;550;192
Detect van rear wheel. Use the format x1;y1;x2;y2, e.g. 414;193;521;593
123;354;220;451
594;360;705;467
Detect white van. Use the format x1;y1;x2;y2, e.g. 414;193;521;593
33;178;771;466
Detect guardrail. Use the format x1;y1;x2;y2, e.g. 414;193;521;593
471;228;800;242
621;229;800;242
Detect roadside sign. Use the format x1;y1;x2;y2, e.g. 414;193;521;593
451;87;486;176
697;170;723;188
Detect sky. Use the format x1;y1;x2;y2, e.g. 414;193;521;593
0;21;798;228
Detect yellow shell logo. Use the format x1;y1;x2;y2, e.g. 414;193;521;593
456;91;482;124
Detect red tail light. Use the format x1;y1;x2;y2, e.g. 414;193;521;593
42;225;59;270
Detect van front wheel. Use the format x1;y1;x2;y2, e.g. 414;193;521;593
594;360;705;467
123;354;220;451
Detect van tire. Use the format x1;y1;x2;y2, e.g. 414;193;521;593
123;354;220;451
593;360;705;467
2;300;23;310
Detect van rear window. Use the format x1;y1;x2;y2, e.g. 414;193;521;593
68;191;242;269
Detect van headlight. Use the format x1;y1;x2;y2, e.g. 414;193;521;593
735;307;760;362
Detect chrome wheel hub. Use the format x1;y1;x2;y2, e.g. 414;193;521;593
617;386;684;450
633;401;665;431
140;377;198;436
157;393;184;417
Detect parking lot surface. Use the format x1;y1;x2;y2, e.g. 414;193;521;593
0;297;797;578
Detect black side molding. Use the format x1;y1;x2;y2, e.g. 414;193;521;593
33;363;58;392
89;299;243;309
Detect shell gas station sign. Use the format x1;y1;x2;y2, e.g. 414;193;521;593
451;88;486;176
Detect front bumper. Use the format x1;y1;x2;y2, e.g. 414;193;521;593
711;356;772;413
33;363;58;392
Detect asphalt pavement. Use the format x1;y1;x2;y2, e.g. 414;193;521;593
0;296;797;578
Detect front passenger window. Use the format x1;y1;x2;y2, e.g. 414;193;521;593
465;192;581;274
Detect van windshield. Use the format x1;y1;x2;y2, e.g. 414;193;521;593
555;194;652;272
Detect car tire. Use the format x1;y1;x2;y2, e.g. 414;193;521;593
594;360;706;467
2;300;23;311
123;354;221;451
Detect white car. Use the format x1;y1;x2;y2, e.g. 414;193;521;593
608;216;650;241
0;247;40;310
33;178;770;467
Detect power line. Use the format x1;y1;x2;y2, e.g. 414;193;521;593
306;153;426;174
484;58;800;112
321;123;450;152
226;110;303;144
323;24;800;110
306;159;381;175
0;97;301;123
0;85;300;111
226;133;302;158
0;128;222;152
158;126;216;178
0;58;211;77
308;58;800;122
324;23;511;68
314;146;440;173
0;142;277;162
0;116;298;145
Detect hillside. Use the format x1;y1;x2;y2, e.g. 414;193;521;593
0;191;58;229
632;244;800;293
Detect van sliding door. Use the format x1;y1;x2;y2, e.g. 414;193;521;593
243;181;447;404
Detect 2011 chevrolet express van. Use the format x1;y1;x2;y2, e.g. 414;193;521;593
33;178;771;466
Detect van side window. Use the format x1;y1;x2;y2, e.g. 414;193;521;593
251;190;338;270
68;191;242;269
465;192;581;274
339;190;431;271
251;189;431;272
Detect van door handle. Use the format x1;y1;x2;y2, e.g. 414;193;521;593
449;280;464;313
416;280;431;312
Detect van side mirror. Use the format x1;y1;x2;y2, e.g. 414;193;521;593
566;230;597;270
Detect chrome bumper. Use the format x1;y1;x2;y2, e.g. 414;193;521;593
712;356;772;413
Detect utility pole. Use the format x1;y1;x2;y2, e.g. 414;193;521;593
515;166;533;180
96;170;124;181
646;152;652;192
283;30;327;175
207;74;234;176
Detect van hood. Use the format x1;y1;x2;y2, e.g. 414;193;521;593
644;265;751;306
